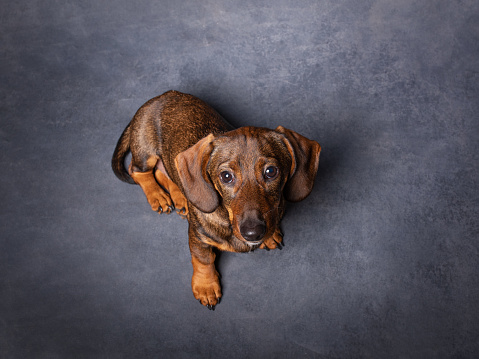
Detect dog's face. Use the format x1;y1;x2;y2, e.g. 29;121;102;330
175;126;321;247
207;127;292;245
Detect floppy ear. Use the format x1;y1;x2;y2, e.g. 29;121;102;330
175;134;219;213
275;126;321;202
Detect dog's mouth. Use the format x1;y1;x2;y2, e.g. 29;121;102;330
245;239;264;246
243;239;264;252
240;232;267;250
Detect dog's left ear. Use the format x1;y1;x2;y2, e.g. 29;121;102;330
275;126;321;202
175;134;219;213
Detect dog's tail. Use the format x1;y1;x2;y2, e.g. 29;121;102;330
111;124;136;184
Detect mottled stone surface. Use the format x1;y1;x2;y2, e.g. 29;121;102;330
1;0;478;357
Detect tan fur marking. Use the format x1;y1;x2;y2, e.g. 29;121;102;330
130;170;173;213
260;228;284;250
154;169;188;217
191;255;222;307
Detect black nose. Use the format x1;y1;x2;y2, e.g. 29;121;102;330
240;219;266;242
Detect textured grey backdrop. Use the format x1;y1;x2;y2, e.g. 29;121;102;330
1;0;478;358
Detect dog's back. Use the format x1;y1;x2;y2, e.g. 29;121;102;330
112;91;232;185
153;91;233;179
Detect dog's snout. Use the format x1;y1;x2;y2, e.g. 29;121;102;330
240;218;266;242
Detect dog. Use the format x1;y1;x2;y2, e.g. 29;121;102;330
112;90;321;310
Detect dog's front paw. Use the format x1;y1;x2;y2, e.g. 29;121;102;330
191;271;222;310
260;229;283;250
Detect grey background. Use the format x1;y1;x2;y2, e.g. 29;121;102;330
1;0;478;358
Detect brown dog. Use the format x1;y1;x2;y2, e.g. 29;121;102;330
112;91;321;310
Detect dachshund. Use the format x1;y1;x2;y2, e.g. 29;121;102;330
112;91;321;310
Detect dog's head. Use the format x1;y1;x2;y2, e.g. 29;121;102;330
175;126;321;246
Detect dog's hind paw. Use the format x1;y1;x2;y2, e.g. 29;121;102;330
172;195;188;217
176;207;188;219
147;192;174;214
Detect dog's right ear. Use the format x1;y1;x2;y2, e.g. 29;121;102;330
175;134;219;213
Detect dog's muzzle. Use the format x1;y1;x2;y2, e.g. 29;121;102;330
240;218;266;243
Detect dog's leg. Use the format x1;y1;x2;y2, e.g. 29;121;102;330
189;230;222;309
130;169;174;214
154;169;188;217
260;228;284;250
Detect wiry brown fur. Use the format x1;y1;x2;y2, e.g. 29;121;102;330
112;90;321;309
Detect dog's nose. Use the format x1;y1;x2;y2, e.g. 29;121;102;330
240;219;266;242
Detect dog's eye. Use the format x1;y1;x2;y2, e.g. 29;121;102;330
219;171;235;184
264;166;279;180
